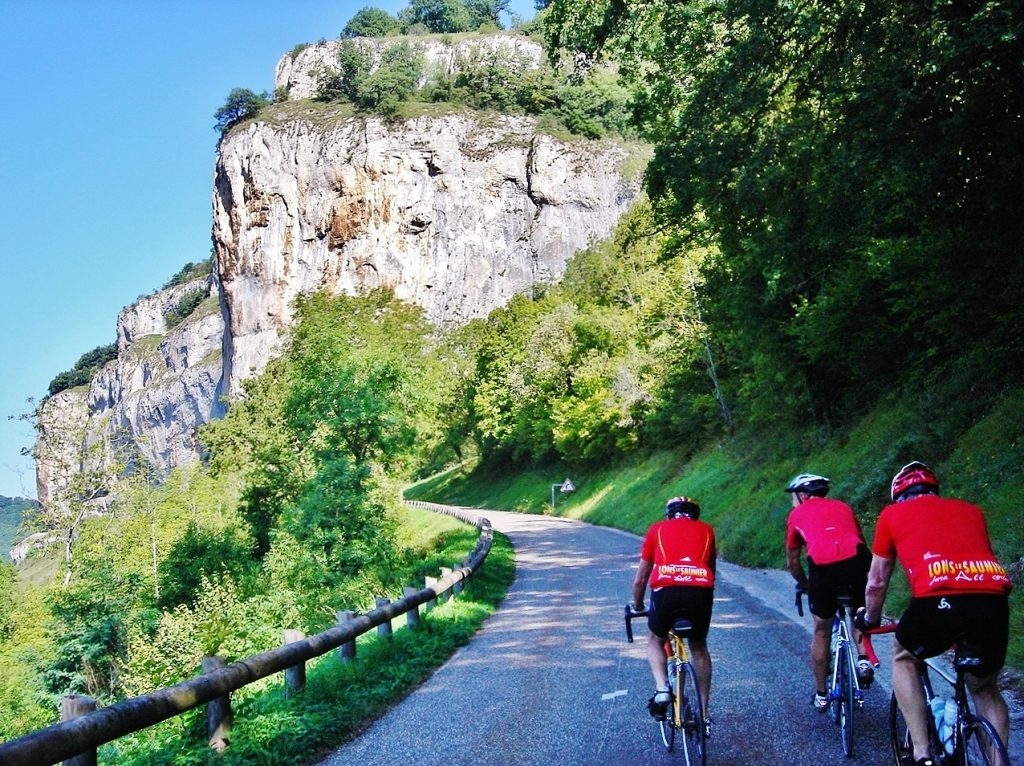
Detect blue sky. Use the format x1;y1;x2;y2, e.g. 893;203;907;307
0;0;538;499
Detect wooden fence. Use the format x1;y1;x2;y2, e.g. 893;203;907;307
0;501;492;766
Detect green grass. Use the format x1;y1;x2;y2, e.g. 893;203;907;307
412;383;1024;671
100;527;514;765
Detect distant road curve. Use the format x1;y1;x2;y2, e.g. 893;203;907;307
316;509;1021;766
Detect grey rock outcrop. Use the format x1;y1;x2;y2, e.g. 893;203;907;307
213;113;645;390
275;34;543;101
35;276;226;503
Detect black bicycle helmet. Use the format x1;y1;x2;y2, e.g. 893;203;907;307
784;473;830;497
665;496;701;520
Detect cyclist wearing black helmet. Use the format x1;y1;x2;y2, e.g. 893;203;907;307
631;496;716;728
856;461;1012;766
784;472;872;712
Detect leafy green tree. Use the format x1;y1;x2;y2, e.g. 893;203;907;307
400;0;473;33
214;87;269;134
343;6;400;37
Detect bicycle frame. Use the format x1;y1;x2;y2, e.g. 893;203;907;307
829;603;866;709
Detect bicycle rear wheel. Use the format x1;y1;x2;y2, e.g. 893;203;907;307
838;643;855;756
660;658;677;752
679;660;707;766
963;715;1010;766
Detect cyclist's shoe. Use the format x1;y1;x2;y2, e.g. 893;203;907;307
703;717;713;739
648;690;671;720
813;691;829;713
857;657;874;687
913;759;936;766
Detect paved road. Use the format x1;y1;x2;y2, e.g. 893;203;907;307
316;510;1021;766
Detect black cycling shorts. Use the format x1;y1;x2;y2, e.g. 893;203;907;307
648;586;714;641
896;593;1009;677
806;545;870;619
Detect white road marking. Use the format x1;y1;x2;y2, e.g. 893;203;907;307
602;689;628;701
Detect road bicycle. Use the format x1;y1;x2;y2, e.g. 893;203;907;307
625;605;707;765
796;587;873;757
863;623;1010;766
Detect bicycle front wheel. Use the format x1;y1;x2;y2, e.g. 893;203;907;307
838;644;855;756
679;661;707;766
963;715;1010;766
660;658;677;752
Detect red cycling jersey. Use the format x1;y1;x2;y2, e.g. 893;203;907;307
872;494;1012;598
641;517;716;590
785;496;865;565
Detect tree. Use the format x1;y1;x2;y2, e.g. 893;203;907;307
400;0;473;33
343;6;400;37
213;88;269;134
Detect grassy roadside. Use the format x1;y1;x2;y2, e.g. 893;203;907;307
409;384;1024;671
99;520;515;766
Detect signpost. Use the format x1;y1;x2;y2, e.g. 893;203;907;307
550;477;576;514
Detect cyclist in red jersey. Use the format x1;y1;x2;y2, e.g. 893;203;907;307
784;473;873;712
631;496;716;729
856;461;1013;766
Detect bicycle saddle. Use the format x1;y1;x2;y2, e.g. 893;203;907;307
671;617;694;636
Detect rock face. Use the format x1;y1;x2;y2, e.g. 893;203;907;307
35;276;226;503
275;34;543;101
213;113;644;390
35;34;645;503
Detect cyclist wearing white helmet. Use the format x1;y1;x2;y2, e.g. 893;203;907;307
784;472;872;712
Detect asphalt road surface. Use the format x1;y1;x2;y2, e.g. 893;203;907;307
316;509;1022;766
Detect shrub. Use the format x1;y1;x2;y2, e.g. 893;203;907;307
47;343;118;397
342;7;400;37
164;289;207;330
162;259;211;290
214;88;270;135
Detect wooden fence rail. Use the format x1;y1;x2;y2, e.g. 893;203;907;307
0;502;491;766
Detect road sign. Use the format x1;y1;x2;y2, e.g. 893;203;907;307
560;478;575;493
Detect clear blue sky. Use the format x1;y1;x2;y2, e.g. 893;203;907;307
0;0;537;499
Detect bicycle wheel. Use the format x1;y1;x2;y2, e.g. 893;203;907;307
660;658;677;752
963;715;1010;766
838;643;855;756
889;692;914;766
679;660;707;766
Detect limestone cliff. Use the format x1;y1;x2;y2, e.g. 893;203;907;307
35;33;646;503
35;276;226;504
213;112;644;390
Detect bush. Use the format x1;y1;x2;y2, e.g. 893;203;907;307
343;6;400;37
161;258;211;290
47;343;118;397
214;88;270;135
164;289;207;330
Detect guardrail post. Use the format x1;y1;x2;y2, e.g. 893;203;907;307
453;563;465;595
424;576;438;612
439;567;453;601
404;586;420;630
284;629;306;696
336;610;356;662
61;695;97;766
201;656;232;752
375;597;392;638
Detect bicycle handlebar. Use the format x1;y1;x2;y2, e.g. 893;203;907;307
624;603;648;643
860;621;897;667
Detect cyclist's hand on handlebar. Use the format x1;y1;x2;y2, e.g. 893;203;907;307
854;607;880;632
628;602;646;614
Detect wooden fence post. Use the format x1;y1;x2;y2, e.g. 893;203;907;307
283;629;306;696
424;576;438;612
375;597;392;638
453;563;464;595
404;586;420;630
201;656;232;753
60;696;97;766
439;567;453;601
336;610;356;662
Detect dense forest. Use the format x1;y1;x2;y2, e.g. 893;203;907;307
4;0;1022;758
